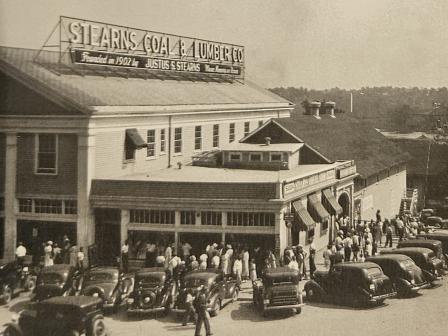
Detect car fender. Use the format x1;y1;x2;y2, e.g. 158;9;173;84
304;280;324;293
394;277;411;290
3;322;23;335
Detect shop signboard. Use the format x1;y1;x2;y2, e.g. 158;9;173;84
61;16;244;78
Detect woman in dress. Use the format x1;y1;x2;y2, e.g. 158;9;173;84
44;241;54;267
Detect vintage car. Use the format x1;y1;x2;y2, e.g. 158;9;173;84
366;255;430;296
172;269;239;317
417;231;448;263
80;267;133;311
381;247;443;284
33;264;80;302
252;267;303;316
397;239;446;268
3;296;107;336
304;262;396;307
126;267;177;315
0;261;36;305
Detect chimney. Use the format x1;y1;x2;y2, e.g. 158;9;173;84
310;101;321;119
265;137;271;146
325;101;336;118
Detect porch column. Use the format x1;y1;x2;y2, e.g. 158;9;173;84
4;132;17;260
120;209;129;245
77;132;96;249
221;211;227;243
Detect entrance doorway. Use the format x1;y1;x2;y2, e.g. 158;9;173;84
95;208;121;266
17;220;76;257
338;193;351;218
179;232;222;257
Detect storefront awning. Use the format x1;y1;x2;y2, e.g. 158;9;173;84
126;128;147;148
308;194;330;222
292;200;315;230
322;189;343;216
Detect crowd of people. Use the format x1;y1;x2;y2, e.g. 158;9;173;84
15;235;86;271
319;210;427;271
121;239;279;285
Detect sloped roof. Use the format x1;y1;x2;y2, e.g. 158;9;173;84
0;46;292;114
390;139;448;176
274;113;410;178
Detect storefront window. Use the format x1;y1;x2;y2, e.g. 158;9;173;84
18;198;33;213
34;199;62;214
181;211;196;225
130;209;175;224
227;212;275;226
201;211;222;225
64;200;78;215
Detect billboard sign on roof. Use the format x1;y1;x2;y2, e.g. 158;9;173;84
60;16;244;78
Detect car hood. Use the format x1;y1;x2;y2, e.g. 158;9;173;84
82;282;117;300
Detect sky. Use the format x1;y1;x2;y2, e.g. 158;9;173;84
0;0;447;89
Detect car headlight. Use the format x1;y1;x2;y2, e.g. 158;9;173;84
11;312;20;323
369;284;375;291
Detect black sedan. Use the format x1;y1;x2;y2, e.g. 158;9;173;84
366;254;430;296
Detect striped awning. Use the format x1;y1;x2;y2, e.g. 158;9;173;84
322;189;343;216
292;200;315;230
308;194;330;222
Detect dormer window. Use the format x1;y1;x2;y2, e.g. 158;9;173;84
249;153;262;162
229;152;242;161
270;153;283;162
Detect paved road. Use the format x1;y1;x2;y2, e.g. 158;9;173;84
1;275;447;336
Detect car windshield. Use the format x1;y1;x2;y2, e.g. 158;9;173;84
40;273;65;285
86;272;116;282
366;267;383;278
184;278;208;288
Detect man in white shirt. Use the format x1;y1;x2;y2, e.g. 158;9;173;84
16;242;27;266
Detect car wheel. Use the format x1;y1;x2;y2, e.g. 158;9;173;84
305;288;318;302
295;307;302;315
89;317;107;336
231;289;239;303
24;277;36;292
210;299;221;317
1;285;13;304
3;325;21;336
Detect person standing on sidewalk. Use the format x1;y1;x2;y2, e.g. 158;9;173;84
309;238;317;279
182;289;197;327
121;240;129;274
343;233;353;262
396;216;405;242
194;286;212;336
385;224;393;247
323;244;333;270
